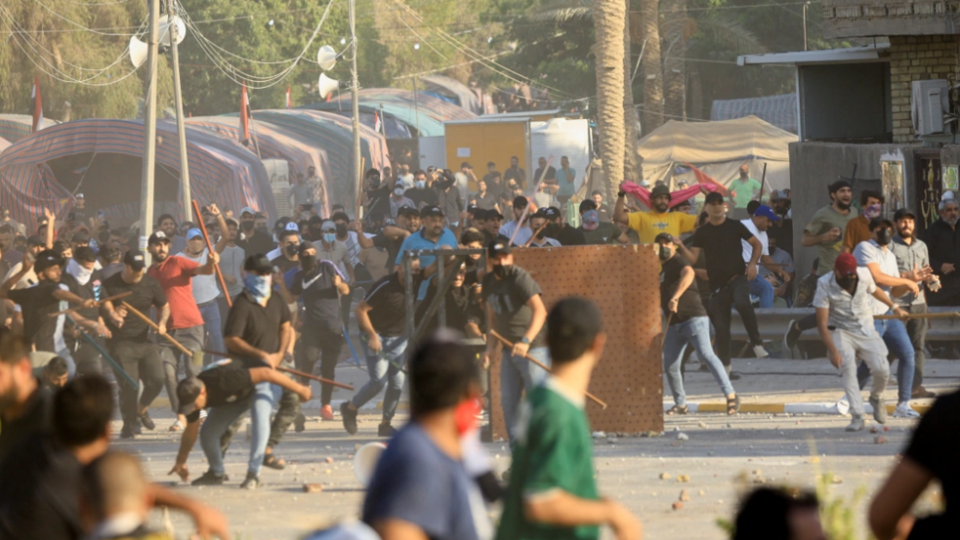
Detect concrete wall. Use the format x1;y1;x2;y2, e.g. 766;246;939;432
889;35;960;142
789;142;920;278
823;0;960;39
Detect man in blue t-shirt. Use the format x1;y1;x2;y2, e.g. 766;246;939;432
394;205;458;299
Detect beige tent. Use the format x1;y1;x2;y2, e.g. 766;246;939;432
636;115;795;192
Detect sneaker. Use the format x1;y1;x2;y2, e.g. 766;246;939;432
320;404;335;421
892;402;920;418
119;423;137;439
138;410;156;431
845;414;865;432
378;423;397;438
912;386;937;399
835;397;850;415
294;412;306;433
869;396;887;424
783;319;802;350
341;401;358;435
191;470;225;486
240;472;260;490
752;344;769;359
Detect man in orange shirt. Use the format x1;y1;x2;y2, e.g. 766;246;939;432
843;190;884;253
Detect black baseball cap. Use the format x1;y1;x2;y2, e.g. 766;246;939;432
148;231;172;245
398;206;420;218
704;191;725;204
244;254;273;274
486;209;504;220
487;239;511;258
654;232;674;244
421;205;445;218
123;250;146;271
651;184;672;201
893;208;916;221
544;206;561;219
34;250;62;273
26;235;45;247
176;377;204;416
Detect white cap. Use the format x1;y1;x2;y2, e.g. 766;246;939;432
240;206;256;217
285;222;299;232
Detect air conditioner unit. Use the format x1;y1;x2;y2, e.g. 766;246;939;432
912;79;949;136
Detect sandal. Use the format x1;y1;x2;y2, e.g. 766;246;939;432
263;453;287;470
168;420;183;432
726;395;741;416
666;404;688;415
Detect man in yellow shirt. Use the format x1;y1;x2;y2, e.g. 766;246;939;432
615;184;698;243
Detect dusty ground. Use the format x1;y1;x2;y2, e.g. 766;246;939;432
125;357;960;540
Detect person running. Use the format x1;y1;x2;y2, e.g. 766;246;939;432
340;261;420;437
482;240;548;443
101;250;170;438
814;253;903;432
60;246;112;377
655;233;739;416
496;297;642;540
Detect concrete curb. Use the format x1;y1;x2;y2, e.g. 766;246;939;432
675;402;931;415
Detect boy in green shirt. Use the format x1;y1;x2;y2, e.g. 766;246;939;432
496;297;642;540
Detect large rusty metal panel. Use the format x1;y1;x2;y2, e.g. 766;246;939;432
490;244;664;440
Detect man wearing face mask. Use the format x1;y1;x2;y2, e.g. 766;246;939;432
389;182;415;219
767;190;794;257
364;169;392;221
852;219;922;419
814;253;903;431
578;199;626;245
237;207;274;257
60;246;113;377
527;210;561;247
433;169;465;229
482;241;548;443
270;228;302;275
843;190;884;253
405;170;439;210
313;220;355;285
655;233;739;416
543;206;585;246
615;184;697;244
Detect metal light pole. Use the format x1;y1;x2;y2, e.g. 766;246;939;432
168;0;192;222
349;0;363;219
138;0;161;250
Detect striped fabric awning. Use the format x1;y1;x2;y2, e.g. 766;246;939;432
0;114;60;143
0;119;276;232
0;137;10;155
710;93;798;134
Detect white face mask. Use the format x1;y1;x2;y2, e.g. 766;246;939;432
67;258;93;286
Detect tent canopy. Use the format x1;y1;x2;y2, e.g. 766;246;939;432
0;119;276;231
0;114;60;143
0;137;10;155
637;116;794;191
300;100;442;137
358;89;477;122
421;75;482;115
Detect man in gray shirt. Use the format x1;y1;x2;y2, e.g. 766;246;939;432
890;208;941;399
288;168;319;215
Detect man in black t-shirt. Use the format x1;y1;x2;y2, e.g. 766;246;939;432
543;206;585;246
655;234;738;415
676;192;767;380
269;229;301;274
169;359;310;489
340;260;421;438
869;389;959;540
481;240;549;443
100;250;169;438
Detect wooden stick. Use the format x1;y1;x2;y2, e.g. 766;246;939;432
755;162;768;202
522;223;549;247
48;291;132;318
355;157;367;221
490;330;607;409
203;349;354;390
193;201;231;308
509;155;553;246
121;301;193;356
875;312;960;320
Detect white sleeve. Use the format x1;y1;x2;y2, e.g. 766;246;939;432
812;277;831;309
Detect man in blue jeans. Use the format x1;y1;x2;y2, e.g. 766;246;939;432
740;205;792;308
655;233;739;415
178;210;229;367
852;218;922;418
341;260;421;437
482;240;549;442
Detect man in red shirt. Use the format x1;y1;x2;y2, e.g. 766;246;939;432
146;230;220;430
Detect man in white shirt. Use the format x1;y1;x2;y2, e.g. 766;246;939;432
179;208;229;365
217;218;245;321
499;196;532;247
814;253;905;432
852;218;922;418
740;205;791;308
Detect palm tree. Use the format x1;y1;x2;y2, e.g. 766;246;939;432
639;0;663;135
592;0;626;192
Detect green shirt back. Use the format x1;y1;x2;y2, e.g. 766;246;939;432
495;381;599;540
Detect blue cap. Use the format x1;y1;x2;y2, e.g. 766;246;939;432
186;228;203;240
753;205;781;222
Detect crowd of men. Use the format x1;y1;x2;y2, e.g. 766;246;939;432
0;159;957;540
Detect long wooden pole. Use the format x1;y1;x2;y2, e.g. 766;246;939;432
123;301;193;356
204;349;354;390
490;330;607;409
192;201;231;308
48;291;132;318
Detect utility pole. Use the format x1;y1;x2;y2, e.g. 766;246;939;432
349;0;363;220
169;0;192;222
138;0;160;250
803;1;809;51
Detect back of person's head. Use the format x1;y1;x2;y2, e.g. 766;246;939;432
733;487;819;540
0;328;30;366
547;297;603;366
746;200;761;217
44;356;69;378
81;451;150;524
409;330;479;419
460;228;484;246
54;375;114;447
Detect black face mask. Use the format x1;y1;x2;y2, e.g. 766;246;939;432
535;228;546;240
285;244;299;257
658;245;672;261
837;276;857;290
336;224;347;236
876;228;893;246
301;254;317;271
241;220;254;231
493;264;511;279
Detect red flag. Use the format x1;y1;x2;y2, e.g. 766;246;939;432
374;111;382;134
31;75;43;133
240;82;251;143
685;162;730;197
285;84;292;109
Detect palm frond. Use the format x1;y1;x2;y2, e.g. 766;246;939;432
690;11;765;54
528;0;594;23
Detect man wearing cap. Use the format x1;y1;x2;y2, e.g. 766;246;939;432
169;358;311;488
178;205;230;367
147;230;221;432
767;189;793;257
218;254;296;489
313;220;356;284
527;210;561;247
237;207;274;257
433;169;465;229
100;250;170;438
740;205;792;308
615;184;697;244
395;205;458;299
478;208;507;245
730;164;763;209
891;208;940;398
814;252;903;431
500;196;534;246
578;199;626;245
482;240;548;443
543;206;585;246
